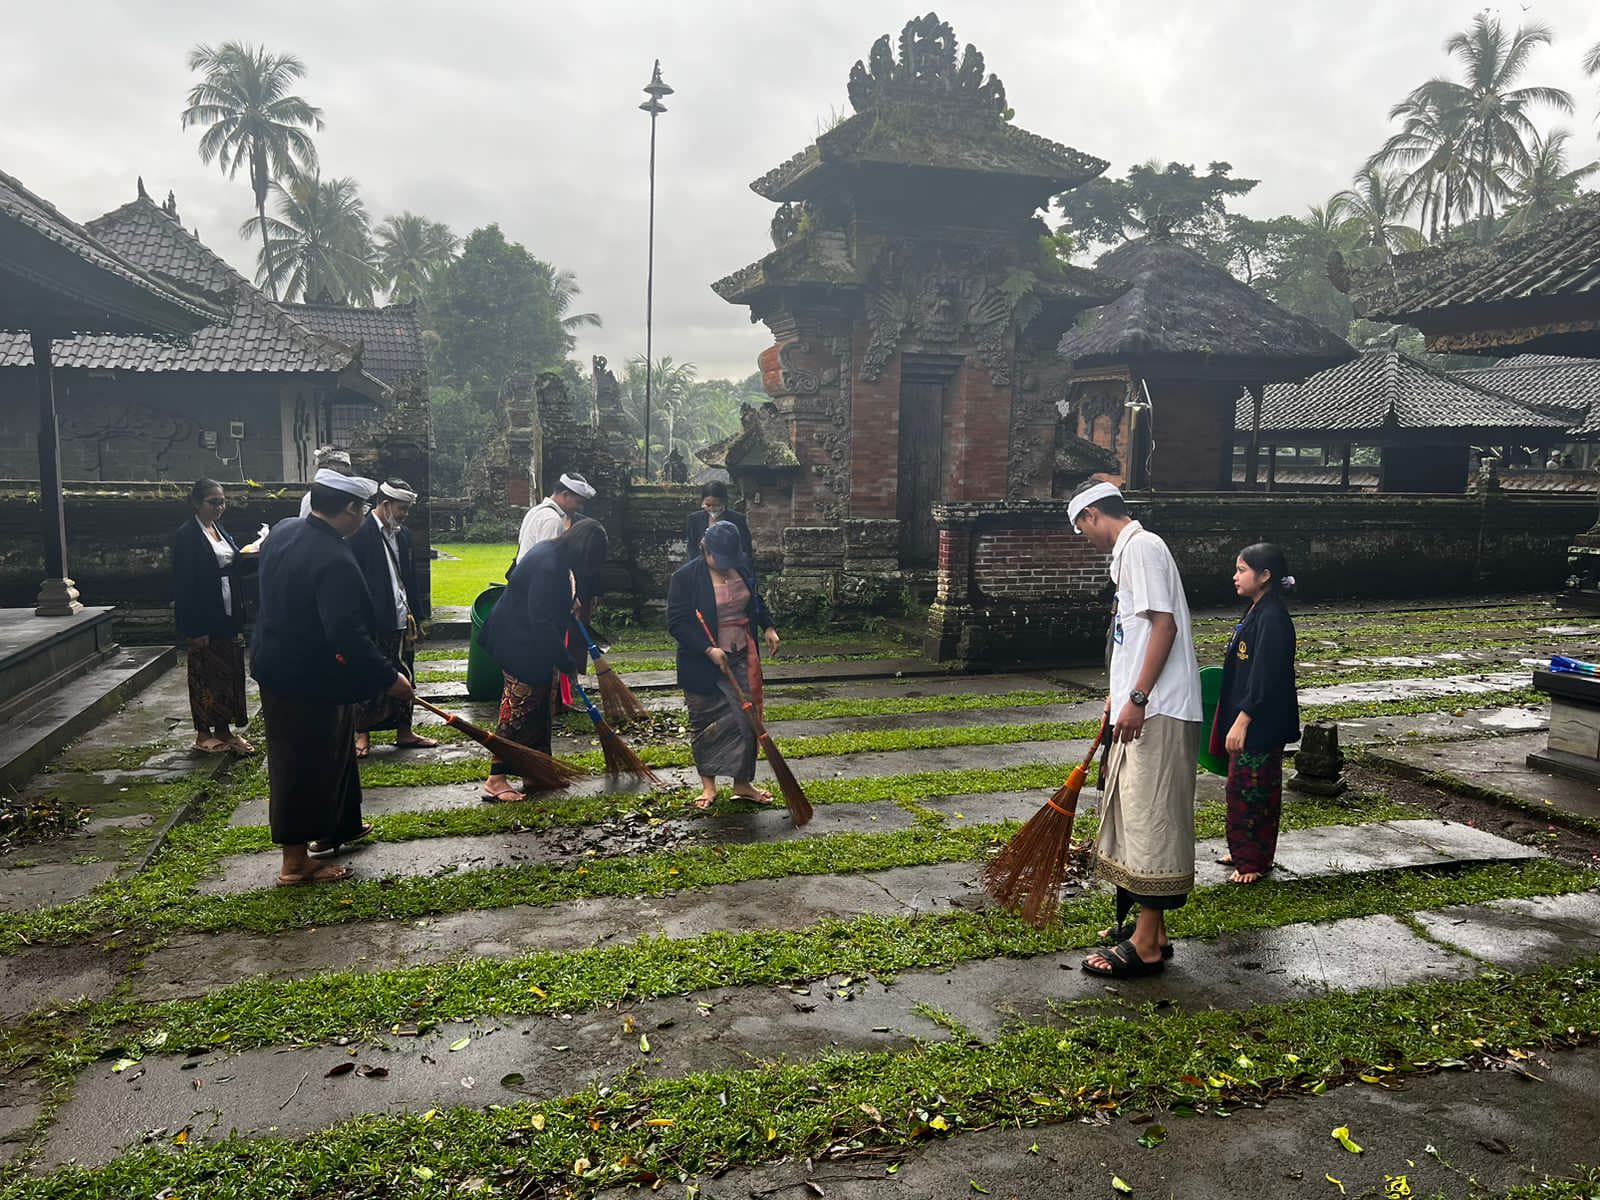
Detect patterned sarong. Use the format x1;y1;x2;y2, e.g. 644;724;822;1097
187;635;247;730
1225;749;1284;876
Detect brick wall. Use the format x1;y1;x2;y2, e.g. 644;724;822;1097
927;490;1599;666
849;351;901;519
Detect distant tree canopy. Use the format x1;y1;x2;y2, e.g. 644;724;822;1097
425;225;572;397
1055;161;1259;248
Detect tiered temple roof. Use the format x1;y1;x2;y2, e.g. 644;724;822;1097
282;301;427;386
1454;354;1600;439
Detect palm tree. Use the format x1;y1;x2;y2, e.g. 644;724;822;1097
375;213;459;304
1335;168;1426;256
551;268;601;333
1415;15;1572;241
1586;41;1600;123
1501;128;1600;235
182;42;323;300
240;174;379;304
1368;88;1471;242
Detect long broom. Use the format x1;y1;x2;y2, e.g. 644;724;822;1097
695;610;813;828
979;721;1108;927
570;678;662;785
411;696;587;791
575;616;651;725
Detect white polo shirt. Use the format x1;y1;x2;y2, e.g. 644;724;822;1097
1108;520;1201;723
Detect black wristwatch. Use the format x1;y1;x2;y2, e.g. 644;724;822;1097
1129;689;1149;707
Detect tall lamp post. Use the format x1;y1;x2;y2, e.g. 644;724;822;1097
640;60;672;481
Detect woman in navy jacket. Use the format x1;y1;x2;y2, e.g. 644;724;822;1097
667;520;780;809
172;479;257;755
1210;542;1300;884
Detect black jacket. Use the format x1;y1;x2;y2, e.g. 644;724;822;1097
1215;590;1300;753
249;516;397;703
172;517;256;639
348;513;418;633
685;509;753;560
667;556;773;695
481;540;579;684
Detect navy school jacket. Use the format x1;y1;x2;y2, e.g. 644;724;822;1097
480;540;579;685
1214;588;1301;753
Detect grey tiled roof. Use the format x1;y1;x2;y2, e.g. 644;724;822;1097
281;301;426;385
1351;192;1600;321
1236;350;1568;437
1454;354;1600;436
0;190;358;375
0;168;219;337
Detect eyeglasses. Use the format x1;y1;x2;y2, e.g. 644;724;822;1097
203;497;226;508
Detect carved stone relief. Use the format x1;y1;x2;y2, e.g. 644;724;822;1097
860;243;1014;386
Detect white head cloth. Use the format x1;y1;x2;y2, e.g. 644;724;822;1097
559;472;596;500
1067;481;1123;532
314;467;378;500
315;446;352;467
379;481;419;504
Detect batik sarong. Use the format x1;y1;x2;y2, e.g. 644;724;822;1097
493;670;553;773
187;635;248;730
1225;748;1284;876
686;648;758;782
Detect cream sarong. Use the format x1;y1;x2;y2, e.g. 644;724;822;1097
1094;715;1200;898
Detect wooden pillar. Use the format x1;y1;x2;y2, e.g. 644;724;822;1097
1340;443;1352;490
32;333;81;616
1265;444;1277;491
1244;383;1263;488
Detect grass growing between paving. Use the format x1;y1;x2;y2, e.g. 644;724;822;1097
75;857;1595;1056
13;957;1600;1199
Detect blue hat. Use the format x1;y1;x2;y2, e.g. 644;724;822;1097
702;520;746;572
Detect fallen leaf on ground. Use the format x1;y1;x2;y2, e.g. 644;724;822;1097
449;1037;472;1052
1137;1125;1167;1149
325;1062;355;1078
530;1114;546;1131
1326;1176;1345;1194
1112;1176;1133;1194
1331;1126;1363;1154
500;1073;525;1089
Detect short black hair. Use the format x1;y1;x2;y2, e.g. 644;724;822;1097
309;481;364;517
1071;478;1129;520
700;480;729;501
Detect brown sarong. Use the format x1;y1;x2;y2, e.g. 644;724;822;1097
187;635;248;730
493;671;553;775
355;629;417;733
260;686;364;846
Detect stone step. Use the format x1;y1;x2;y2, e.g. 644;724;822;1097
149;817;1536;997
52;883;1595;1167
1363;731;1600;824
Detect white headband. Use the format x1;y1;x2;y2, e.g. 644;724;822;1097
1067;481;1123;531
379;482;418;504
559;472;596;499
314;467;378;499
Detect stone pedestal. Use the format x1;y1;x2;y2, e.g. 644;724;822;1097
1288;720;1346;796
34;576;83;617
1527;668;1600;784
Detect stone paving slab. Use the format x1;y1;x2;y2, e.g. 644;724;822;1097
48;910;1482;1165
141;820;1537;999
686;1043;1600;1200
1414;891;1600;967
1295;669;1528;706
0;945;121;1019
1366;731;1600;822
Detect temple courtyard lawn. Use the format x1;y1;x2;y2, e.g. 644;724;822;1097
0;594;1596;1196
429;542;516;606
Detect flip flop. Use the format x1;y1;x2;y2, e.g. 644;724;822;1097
1099;922;1174;959
479;786;524;804
693;795;717;811
225;734;257;755
308;823;375;857
1082;939;1167;978
191;737;229;755
396;734;440;749
732;788;776;806
275;863;353;887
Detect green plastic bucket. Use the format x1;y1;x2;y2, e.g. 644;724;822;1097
466;584;506;701
1197;664;1228;776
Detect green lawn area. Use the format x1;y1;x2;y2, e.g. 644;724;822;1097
429;543;514;607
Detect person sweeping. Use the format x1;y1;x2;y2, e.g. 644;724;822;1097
667;519;781;810
1212;543;1300;884
479;519;607;803
1067;481;1202;978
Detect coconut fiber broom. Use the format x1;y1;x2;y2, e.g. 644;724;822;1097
575;616;651;725
411;696;587;791
980;720;1108;927
696;610;812;828
570;678;662;785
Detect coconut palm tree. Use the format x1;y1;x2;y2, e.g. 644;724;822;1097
1412;15;1572;241
1368;88;1473;243
1335;168;1427;256
181;42;323;300
240;174;379;305
551;268;601;333
1501;129;1600;235
375;213;459;304
1587;41;1600;123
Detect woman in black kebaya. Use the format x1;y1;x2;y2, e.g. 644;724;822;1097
1210;543;1300;884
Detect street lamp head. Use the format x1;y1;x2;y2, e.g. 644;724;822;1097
639;97;667;116
643;59;674;99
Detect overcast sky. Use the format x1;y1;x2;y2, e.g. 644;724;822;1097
6;1;1599;380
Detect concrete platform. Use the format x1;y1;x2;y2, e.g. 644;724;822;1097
1365;731;1600;824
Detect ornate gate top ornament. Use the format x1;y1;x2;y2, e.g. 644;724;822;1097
846;14;1008;118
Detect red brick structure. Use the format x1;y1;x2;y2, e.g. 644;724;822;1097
711;15;1120;584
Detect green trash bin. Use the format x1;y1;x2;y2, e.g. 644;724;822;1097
467;584;507;701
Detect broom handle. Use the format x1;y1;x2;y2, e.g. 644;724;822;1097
413;695;464;727
573;615;612;671
695;610;769;739
569;677;606;728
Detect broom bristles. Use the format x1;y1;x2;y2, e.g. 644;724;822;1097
595;661;651;724
479;730;588;791
595;719;663;785
758;733;813;827
979;776;1085;927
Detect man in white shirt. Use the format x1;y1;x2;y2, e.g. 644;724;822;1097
1067;480;1201;979
299;447;353;518
515;472;596;564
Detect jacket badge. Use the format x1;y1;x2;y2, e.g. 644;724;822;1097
1236;640;1249;661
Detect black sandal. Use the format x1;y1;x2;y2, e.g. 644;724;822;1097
1083;939;1167;978
1100;922;1174;959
